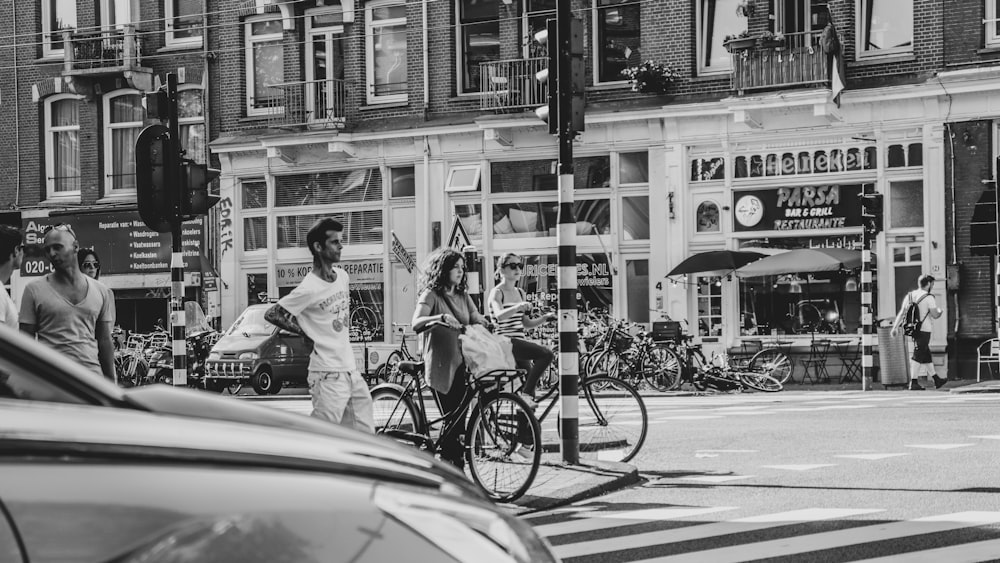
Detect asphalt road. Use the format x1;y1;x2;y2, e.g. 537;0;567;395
521;390;1000;562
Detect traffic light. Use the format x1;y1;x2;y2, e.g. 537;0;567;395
181;159;222;217
135;124;175;233
534;19;558;135
566;17;585;135
860;192;884;237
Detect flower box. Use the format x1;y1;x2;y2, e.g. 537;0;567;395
758;39;785;49
724;37;756;53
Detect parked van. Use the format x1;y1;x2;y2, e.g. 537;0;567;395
205;304;312;395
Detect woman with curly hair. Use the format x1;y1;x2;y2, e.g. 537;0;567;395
411;247;487;468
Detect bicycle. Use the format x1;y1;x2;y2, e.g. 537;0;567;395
369;325;542;502
589;321;676;392
661;333;783;393
375;323;419;386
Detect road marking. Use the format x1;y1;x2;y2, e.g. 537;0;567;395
761;464;837;471
905;443;976;450
533;506;736;537
969;435;1000;440
852;538;1000;562
656;415;726;420
834;453;910;460
672;475;755;483
552;508;883;559
630;511;1000;563
695;449;758;453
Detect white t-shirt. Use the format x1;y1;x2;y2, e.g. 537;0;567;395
904;289;938;333
277;269;356;372
0;284;16;328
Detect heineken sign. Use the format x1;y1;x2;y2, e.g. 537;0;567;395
733;184;867;233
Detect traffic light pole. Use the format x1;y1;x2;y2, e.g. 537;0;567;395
861;186;877;391
165;73;187;387
556;0;579;465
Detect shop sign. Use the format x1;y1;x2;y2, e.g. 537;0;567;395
390;231;417;273
20;212;203;277
733;184;865;233
276;260;384;288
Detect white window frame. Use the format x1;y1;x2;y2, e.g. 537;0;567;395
522;0;556;59
103;89;143;196
455;0;500;95
245;14;285;117
41;0;77;58
43;93;83;200
306;7;346;123
166;0;203;47
365;0;408;105
591;0;640;85
177;85;206;164
446;164;482;192
987;1;1000;47
100;0;135;30
855;0;913;59
696;0;742;75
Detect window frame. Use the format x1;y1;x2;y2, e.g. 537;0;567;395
446;164;482;192
245;14;285;117
102;89;144;197
988;0;1000;47
855;0;913;59
696;0;742;76
455;0;501;95
305;7;347;124
100;0;135;30
591;0;641;85
177;85;206;165
365;0;408;105
41;0;77;58
43;93;83;200
166;0;204;47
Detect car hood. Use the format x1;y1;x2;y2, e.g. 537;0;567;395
211;334;273;354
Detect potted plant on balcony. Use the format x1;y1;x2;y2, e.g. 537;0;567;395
620;60;680;94
758;30;785;49
724;31;755;53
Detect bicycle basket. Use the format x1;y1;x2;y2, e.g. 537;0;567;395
611;330;633;353
652;321;682;343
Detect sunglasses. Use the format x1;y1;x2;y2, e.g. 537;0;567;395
82;261;100;269
42;223;77;239
504;262;523;270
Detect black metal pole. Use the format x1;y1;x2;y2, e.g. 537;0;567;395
166;73;187;386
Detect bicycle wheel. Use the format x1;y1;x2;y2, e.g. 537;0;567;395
465;392;541;503
643;344;681;392
371;387;422;436
380;351;405;385
578;376;648;463
739;370;784;392
748;348;793;385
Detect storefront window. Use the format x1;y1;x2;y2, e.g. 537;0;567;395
492;199;610;238
275;260;386;342
276;210;383;247
274;169;383;206
241;179;267;209
696;201;720;233
390;166;415;198
244;217;267;251
622;196;649;240
456;203;483;238
247;273;268;305
737;235;861;337
889;180;923;228
626;259;649;323
697;276;722;337
620;151;648;184
499;253;613;318
491;156;611;193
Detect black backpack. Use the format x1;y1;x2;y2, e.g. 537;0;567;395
902;292;930;337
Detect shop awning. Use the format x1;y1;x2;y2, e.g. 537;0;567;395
734;248;861;278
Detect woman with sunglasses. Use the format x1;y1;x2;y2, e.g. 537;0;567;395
487;253;555;407
78;248;101;280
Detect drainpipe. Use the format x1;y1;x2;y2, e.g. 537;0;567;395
422;0;429;113
945;123;960;336
12;0;19;207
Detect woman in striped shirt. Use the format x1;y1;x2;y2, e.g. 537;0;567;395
488;252;556;407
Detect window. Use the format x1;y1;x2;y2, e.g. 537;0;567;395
626;259;649;323
524;0;556;58
491;157;610;192
697;0;743;74
988;0;1000;46
594;0;640;83
892;244;923;311
889;180;923;229
177;87;206;164
245;16;285;116
44;94;81;199
619;151;648;184
697;276;723;337
457;0;500;93
166;0;203;46
366;1;407;104
390;166;415;198
493;199;610;238
101;0;135;29
446;164;482;192
103;90;144;194
306;8;347;125
622;196;649;240
42;0;77;57
696;201;721;233
857;0;912;58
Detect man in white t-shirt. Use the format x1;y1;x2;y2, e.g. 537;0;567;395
0;225;23;329
890;274;945;390
265;218;374;433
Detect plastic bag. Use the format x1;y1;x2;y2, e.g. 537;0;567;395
459;324;516;381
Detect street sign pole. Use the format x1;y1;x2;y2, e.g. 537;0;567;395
861;185;875;391
165;73;187;387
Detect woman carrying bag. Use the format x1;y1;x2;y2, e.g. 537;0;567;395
488;252;555;407
411;248;488;469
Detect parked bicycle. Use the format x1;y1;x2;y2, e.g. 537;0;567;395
661;333;783;393
374;323;420;387
588;318;676;392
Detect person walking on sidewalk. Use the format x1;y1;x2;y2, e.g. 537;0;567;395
20;224;116;381
0;226;24;329
412;247;488;469
265;219;374;433
488;252;555;407
890;274;946;390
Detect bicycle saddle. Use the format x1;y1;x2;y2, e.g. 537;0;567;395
396;360;425;375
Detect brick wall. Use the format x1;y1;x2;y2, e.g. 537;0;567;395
943;0;1000;67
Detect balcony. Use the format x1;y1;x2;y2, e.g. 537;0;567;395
258;79;352;131
479;58;549;113
731;31;829;95
62;25;152;91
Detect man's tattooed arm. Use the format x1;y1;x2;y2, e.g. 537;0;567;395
265;304;305;336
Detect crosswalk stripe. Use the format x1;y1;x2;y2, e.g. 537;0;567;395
551;508;883;559
630;511;1000;563
852;537;1000;562
761;464;837;471
905;443;976;450
969;435;1000;440
834;453;910;460
533;506;736;537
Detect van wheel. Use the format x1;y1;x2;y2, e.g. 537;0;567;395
252;368;282;395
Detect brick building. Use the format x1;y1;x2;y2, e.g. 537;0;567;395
0;0;215;332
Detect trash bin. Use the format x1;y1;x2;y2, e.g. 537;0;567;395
877;326;910;386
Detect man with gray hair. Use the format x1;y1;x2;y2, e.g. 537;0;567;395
0;225;24;328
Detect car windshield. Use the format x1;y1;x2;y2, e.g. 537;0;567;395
226;308;276;337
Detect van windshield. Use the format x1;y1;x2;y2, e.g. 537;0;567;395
226;308;276;337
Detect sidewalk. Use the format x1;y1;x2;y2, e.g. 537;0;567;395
503;452;640;515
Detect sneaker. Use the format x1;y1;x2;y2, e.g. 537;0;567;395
908;380;925;391
933;375;948;389
517;392;538;410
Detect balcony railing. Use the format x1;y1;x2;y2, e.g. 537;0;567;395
731;30;829;95
479;57;548;112
62;25;143;74
258;78;351;130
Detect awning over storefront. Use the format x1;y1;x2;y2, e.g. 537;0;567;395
735;248;862;278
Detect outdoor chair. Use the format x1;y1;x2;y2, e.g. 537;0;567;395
977;338;1000;382
799;339;831;384
837;340;861;383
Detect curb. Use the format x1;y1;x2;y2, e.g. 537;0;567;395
509;459;640;515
